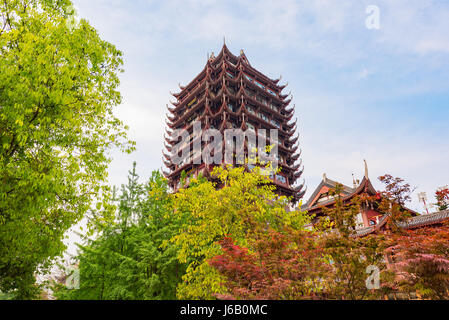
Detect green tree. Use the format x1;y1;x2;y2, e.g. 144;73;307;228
170;165;310;299
0;0;132;298
54;164;185;300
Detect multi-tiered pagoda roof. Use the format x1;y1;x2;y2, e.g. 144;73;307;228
163;44;305;203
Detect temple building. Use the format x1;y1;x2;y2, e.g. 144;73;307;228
302;161;449;236
162;44;305;202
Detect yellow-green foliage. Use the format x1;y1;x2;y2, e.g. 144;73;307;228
169;165;310;299
0;0;133;298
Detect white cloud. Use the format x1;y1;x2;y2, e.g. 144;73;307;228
356;67;373;80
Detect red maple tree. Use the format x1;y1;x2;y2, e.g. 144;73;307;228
209;177;449;300
385;221;449;299
435;188;449;211
209;228;329;300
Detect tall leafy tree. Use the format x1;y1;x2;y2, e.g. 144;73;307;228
54;164;185;300
0;0;132;298
170;166;310;299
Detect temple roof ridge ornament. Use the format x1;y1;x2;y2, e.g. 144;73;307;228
352;173;358;188
364;159;369;179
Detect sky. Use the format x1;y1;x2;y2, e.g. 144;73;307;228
71;0;449;213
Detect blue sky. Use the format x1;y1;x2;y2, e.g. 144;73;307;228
72;0;449;212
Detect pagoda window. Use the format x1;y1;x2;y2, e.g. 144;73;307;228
246;105;255;114
255;81;265;90
275;174;287;184
227;103;236;112
247;122;255;132
259;112;269;122
245;88;256;98
256;95;263;103
270;103;279;112
267;88;277;96
270;119;280;128
213;85;222;94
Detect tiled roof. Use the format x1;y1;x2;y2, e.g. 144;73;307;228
396;209;449;229
355;226;375;237
354;213;390;237
302;177;355;210
304;176;377;213
354;209;449;237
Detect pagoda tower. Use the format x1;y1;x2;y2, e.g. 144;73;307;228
162;44;305;203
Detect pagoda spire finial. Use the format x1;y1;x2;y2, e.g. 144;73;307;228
223;36;226;45
364;159;369;179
